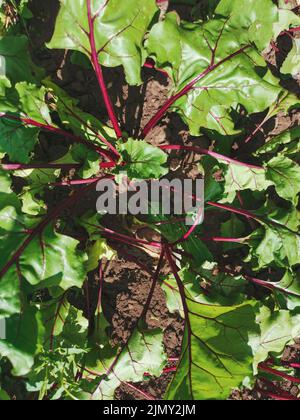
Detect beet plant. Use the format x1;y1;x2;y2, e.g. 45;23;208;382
0;0;300;400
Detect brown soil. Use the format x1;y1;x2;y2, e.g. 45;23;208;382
22;0;300;401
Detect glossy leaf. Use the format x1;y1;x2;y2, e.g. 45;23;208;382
247;223;300;270
166;267;258;400
250;307;300;371
90;327;167;400
265;156;300;205
0;304;44;376
146;8;282;135
48;0;158;85
0;202;88;307
118;138;168;180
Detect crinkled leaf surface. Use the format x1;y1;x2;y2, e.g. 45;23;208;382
166;269;257;400
273;270;300;310
215;0;278;51
0;81;52;163
90;327;167;400
247;223;300;270
146;6;282;135
0;117;39;163
0;202;88;313
222;162;272;195
48;0;158;85
249;307;300;372
118;138;168;180
256;126;300;156
265;156;300;205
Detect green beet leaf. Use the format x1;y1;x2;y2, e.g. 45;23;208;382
165;268;258;400
89;327;167;400
0;303;45;376
249;307;300;372
265;156;300;205
118;138;168;180
146;9;282;135
47;0;158;85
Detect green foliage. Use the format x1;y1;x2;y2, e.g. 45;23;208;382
47;0;159;85
118;138;168;180
0;0;299;402
166;268;258;400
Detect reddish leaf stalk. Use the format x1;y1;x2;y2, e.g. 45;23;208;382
285;363;300;369
100;227;162;249
259;363;300;384
50;177;110;187
143;58;169;77
160;144;262;169
164;245;194;398
201;236;245;243
256;378;300;401
92;250;166;396
207;201;259;220
1;163;81;171
0;113;111;157
96;260;104;317
124;382;156;401
86;0;123;139
141;45;251;138
0;179;101;279
58;97;120;159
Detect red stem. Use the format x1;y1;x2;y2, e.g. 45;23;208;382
143;59;170;77
86;0;123;139
286;363;300;369
50;177;109;187
287;26;300;33
259;363;300;384
96;261;104;317
160;144;262;169
58;97;120;159
141;45;250;138
0;179;101;279
92;250;166;397
207;201;259;220
202;236;245;243
164;245;194;398
144;366;177;377
0;113;111;157
101;227;162;249
173;207;204;245
1;163;81;171
257;390;299;401
124;382;156;401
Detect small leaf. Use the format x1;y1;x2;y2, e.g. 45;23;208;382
118;138;168;180
249;306;300;372
265;156;300;205
90;327;167;400
256;126;300;156
87;238;116;272
0;117;39;163
280;38;300;76
0;304;45;376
